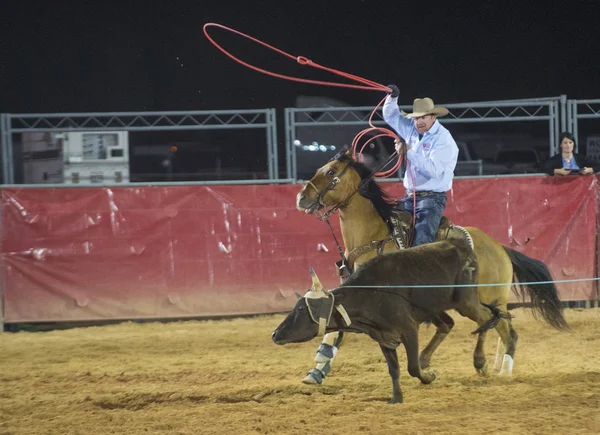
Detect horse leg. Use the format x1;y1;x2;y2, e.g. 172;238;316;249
402;328;437;385
455;297;506;376
496;317;518;376
473;330;489;376
419;312;455;370
379;344;403;404
302;331;344;385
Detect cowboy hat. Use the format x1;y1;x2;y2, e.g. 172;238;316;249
401;97;449;118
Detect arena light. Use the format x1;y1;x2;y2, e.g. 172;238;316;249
296;140;337;152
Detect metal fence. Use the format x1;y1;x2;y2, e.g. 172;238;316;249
285;97;564;180
3;94;600;186
0;109;279;185
567;99;600;153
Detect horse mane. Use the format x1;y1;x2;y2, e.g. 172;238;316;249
336;152;395;231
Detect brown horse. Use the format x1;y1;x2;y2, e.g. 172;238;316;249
295;150;567;383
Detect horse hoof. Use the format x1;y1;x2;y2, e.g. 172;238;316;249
422;370;438;384
498;355;514;376
388;397;404;404
476;362;489;377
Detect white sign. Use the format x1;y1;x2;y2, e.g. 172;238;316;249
586;136;600;161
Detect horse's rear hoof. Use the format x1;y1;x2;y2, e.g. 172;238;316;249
498;354;514;376
388;397;404;404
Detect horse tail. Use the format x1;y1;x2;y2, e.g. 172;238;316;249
472;299;510;335
503;247;569;330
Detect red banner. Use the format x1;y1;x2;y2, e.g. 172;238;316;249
1;176;598;323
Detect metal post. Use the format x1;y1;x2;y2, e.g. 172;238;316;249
560;95;567;133
285;109;299;181
553;101;560;156
548;103;556;157
1;114;8;185
6;115;14;184
265;109;273;180
566;100;573;134
572;101;579;151
268;108;278;180
291;111;298;181
284;109;292;180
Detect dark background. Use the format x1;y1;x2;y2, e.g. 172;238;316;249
2;1;600;180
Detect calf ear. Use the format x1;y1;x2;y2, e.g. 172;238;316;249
309;267;324;293
295;292;303;300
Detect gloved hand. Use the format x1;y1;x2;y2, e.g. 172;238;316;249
386;84;399;98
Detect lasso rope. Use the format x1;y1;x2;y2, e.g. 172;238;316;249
203;22;404;177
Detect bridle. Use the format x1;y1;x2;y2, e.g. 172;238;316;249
303;161;355;221
304;153;397;222
302;154;399;275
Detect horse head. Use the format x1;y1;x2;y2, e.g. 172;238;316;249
296;149;362;214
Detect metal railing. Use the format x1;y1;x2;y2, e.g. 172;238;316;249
567;99;600;153
0;109;278;184
3;95;592;186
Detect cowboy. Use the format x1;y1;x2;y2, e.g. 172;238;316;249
383;85;459;246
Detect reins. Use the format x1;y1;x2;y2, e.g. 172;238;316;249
312;152;400;271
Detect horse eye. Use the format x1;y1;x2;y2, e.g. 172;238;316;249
326;170;335;177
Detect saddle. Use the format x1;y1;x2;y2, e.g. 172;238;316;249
389;211;474;252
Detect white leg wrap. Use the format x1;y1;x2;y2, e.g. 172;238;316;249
314;345;338;363
493;338;505;371
499;354;514;376
322;332;338;347
315;361;329;372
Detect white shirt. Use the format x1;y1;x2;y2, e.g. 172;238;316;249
383;96;458;193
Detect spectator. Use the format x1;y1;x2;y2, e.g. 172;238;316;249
542;132;600;176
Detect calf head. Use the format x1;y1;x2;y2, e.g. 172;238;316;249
272;268;335;344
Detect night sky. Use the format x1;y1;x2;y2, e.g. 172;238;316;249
2;1;600;114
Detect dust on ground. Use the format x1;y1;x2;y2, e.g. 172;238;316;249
1;308;599;434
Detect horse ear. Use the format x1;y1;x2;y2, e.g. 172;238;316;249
309;267;324;293
295;292;303;300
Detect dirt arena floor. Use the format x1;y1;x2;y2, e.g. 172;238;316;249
1;307;599;435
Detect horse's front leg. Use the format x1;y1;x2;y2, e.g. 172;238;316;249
379;344;403;404
419;311;454;370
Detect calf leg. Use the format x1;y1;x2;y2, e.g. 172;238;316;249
419;312;455;370
402;328;437;385
302;331;344;385
379;344;403;404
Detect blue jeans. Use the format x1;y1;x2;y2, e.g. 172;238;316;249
400;192;447;246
